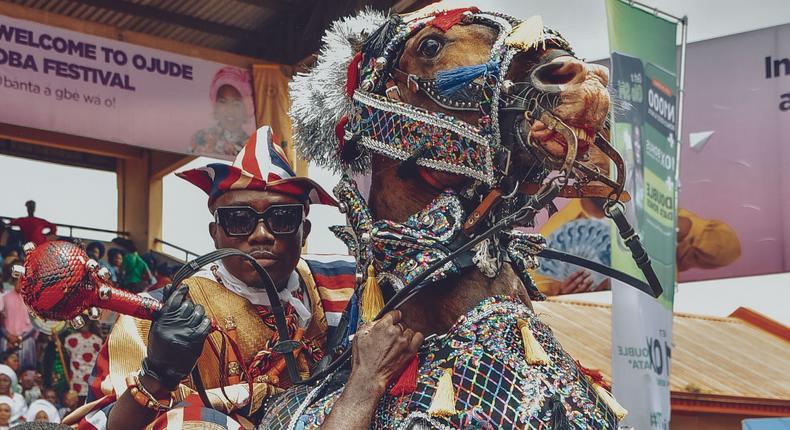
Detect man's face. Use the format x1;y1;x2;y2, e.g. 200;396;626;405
210;190;310;290
45;389;58;404
87;247;100;260
20;370;35;390
4;353;18;372
111;253;123;268
63;391;79;408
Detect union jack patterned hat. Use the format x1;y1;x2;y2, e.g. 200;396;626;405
177;126;337;207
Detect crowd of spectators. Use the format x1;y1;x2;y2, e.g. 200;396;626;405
0;201;178;426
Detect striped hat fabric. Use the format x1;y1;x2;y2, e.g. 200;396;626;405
177;126;337;207
146;406;244;430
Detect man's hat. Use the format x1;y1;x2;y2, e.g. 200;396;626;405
177;126;336;207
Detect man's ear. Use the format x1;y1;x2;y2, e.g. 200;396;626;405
301;219;312;248
209;222;221;249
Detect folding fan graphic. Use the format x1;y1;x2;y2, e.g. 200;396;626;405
537;218;611;289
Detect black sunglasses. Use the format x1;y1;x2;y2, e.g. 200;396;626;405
214;204;305;237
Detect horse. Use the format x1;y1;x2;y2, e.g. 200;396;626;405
261;5;625;429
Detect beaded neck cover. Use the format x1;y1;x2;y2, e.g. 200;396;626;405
259;296;619;429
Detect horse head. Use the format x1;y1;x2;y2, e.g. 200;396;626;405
291;6;618;303
378;11;612;221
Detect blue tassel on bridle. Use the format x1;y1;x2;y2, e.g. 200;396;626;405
435;61;499;97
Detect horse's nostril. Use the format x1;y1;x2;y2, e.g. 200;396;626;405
533;61;578;86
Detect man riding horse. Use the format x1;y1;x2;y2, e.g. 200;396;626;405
258;3;648;429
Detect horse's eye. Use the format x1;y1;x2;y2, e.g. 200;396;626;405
417;37;444;58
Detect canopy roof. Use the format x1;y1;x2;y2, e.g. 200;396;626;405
2;0;429;64
534;299;790;415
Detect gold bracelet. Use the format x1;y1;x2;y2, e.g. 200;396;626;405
125;372;175;412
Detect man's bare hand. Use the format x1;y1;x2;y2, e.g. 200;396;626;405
319;311;424;430
350;310;424;394
558;270;594;294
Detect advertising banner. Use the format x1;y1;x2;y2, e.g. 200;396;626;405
605;1;678;429
0;15;255;159
678;23;790;282
533;23;790;291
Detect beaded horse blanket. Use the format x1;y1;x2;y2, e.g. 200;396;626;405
259;296;620;429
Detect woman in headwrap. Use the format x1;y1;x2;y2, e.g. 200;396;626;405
0;364;26;423
0;395;15;429
24;399;61;423
189;66;254;157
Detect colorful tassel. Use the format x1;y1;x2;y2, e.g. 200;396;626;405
594;383;628;420
518;318;550;365
505;15;546;52
427;367;458;417
389;354;419;396
361;264;384;323
435;61;499;96
345;52;364;98
428;7;480;32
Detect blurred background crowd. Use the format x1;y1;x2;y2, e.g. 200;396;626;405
0;200;177;427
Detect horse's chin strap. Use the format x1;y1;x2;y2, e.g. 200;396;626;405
604;202;663;297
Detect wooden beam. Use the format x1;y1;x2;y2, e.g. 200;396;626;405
0;123;144;160
0;139;116;172
0;1;270;67
291;0;426;67
250;0;372;64
71;0;259;41
149;150;195;180
232;0;291;13
392;0;429;13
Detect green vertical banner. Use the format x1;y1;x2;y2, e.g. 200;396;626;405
605;0;678;429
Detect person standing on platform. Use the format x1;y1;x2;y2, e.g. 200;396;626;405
106;248;124;285
63;323;103;402
7;201;57;246
111;238;150;294
0;258;36;369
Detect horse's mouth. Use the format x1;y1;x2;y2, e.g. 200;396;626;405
528;119;595;158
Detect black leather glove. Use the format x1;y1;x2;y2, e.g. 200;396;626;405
142;284;211;390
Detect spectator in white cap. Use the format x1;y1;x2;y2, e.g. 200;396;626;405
0;395;16;429
24;399;61;423
0;365;25;424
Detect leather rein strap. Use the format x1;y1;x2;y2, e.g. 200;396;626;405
170;248;302;410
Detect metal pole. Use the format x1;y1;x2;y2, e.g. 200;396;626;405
627;0;685;23
672;16;688;296
674;16;689;186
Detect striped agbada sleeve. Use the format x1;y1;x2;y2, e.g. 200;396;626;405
302;255;356;329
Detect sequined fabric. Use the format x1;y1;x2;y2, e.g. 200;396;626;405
370;191;466;288
261;296;618;429
352;92;493;184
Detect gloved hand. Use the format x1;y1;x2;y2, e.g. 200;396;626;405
142;284;212;390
